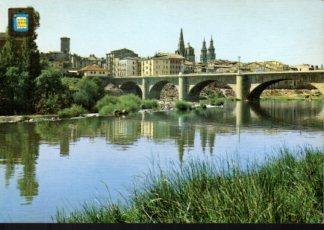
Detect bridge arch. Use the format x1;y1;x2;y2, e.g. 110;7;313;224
188;80;235;101
247;78;322;100
120;81;142;98
148;80;178;99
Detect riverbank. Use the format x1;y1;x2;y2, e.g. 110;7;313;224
56;147;323;223
0;89;322;124
0;100;215;124
260;89;323;100
0;113;100;124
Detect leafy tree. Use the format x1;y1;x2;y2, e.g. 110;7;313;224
0;35;18;113
0;35;18;69
35;70;72;114
2;67;29;114
20;10;41;113
73;77;104;111
0;7;41;114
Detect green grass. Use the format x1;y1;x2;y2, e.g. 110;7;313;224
141;99;159;110
203;90;227;106
57;105;87;118
209;97;225;106
56;147;323;223
175;100;192;111
96;94;142;116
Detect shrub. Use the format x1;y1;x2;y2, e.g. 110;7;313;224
96;95;119;111
117;94;142;113
35;70;73;114
73;77;104;111
61;77;81;91
97;94;142;116
175;100;192;111
141;99;159;110
98;104;119;116
58;105;87;118
198;103;207;109
210;97;225;106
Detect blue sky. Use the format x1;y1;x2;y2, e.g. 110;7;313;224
0;0;323;65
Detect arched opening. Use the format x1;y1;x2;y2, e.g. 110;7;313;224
188;80;234;101
120;82;142;98
248;79;321;101
149;81;178;100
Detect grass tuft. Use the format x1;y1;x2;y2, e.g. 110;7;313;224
141;99;159;110
96;94;142;116
57;105;87;118
56;147;323;223
175;101;192;111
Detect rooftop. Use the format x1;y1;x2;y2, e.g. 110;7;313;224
153;52;185;59
80;64;106;72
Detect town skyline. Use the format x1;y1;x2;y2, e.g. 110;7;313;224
0;0;323;65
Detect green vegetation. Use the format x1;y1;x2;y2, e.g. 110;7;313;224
205;89;226;106
35;70;72;114
209;97;225;106
193;103;208;116
56;147;323;223
0;8;41;115
61;77;81;91
175;100;192;111
141;99;159;110
73;77;104;111
260;94;324;101
97;94;142;116
260;89;323;101
57;105;87;118
0;8;105;117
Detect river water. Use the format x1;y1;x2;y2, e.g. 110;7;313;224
0;100;323;222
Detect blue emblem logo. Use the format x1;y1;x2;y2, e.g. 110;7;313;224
13;13;29;32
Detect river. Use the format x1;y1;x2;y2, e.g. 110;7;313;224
0;100;323;222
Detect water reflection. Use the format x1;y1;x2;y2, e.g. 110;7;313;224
0;124;40;203
0;100;323;204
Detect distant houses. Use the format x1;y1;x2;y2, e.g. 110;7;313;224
79;64;107;77
1;29;321;78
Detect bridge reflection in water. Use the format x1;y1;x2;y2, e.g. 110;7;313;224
0;100;323;203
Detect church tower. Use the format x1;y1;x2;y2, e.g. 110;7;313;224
207;36;216;62
185;42;195;63
176;28;186;57
200;38;207;63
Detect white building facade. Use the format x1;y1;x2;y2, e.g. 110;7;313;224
115;57;140;77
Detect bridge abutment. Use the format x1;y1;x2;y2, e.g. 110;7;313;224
310;83;324;95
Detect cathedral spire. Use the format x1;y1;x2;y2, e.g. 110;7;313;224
209;36;214;48
200;38;207;63
176;28;186;57
207;36;215;62
202;38;206;50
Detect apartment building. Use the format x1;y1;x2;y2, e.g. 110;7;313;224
115;57;141;77
141;53;184;76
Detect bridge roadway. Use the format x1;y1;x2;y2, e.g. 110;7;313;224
111;70;324;101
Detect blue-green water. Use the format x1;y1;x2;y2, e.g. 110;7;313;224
0;100;323;222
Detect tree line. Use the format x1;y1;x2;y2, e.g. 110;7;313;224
0;8;104;116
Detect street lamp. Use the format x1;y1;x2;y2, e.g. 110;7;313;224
237;56;241;74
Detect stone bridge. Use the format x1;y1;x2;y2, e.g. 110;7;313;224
111;70;324;101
